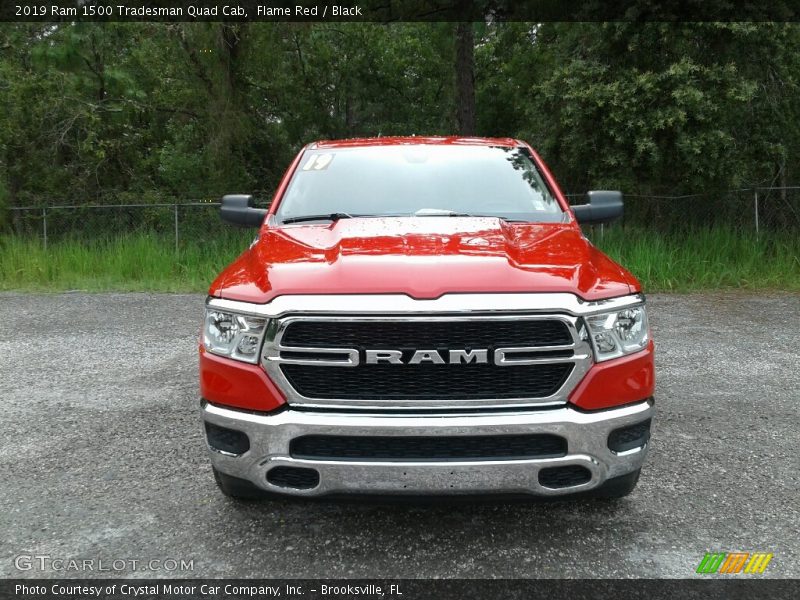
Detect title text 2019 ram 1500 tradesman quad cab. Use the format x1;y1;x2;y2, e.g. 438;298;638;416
200;137;655;501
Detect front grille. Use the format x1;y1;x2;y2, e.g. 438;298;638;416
269;315;584;405
290;434;567;461
280;362;574;400
281;319;572;349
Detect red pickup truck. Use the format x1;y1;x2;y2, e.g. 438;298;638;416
200;137;654;501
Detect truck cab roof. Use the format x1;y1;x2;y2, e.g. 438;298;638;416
309;136;522;150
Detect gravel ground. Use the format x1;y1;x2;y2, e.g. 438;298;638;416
0;292;798;579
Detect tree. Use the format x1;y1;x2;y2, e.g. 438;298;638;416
3;20;800;232
489;22;800;197
454;22;476;135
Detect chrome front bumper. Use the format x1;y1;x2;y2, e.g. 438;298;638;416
202;399;654;498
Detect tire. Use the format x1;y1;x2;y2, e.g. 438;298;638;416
590;468;641;499
212;467;271;501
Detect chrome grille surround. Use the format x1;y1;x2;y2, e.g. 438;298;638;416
206;292;645;411
262;314;590;409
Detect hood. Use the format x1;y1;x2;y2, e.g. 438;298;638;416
210;217;638;303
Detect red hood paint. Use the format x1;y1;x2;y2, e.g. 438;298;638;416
209;217;639;303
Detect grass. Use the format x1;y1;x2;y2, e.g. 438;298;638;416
0;232;249;292
0;227;798;293
591;227;800;292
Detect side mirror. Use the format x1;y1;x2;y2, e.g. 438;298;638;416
572;191;624;225
220;194;267;228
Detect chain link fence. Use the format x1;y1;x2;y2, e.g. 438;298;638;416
4;200;250;250
4;187;800;248
565;187;800;233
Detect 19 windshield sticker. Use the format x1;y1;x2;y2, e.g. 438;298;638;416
301;153;334;171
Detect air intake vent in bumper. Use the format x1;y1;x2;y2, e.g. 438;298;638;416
266;466;320;489
538;465;592;488
290;434;568;461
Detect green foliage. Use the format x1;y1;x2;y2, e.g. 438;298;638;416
2;21;800;225
479;22;800;195
0;22;461;208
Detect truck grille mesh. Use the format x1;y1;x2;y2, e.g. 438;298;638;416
281;319;572;349
290;434;567;461
280;362;573;400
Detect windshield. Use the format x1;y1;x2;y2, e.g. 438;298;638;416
274;144;565;224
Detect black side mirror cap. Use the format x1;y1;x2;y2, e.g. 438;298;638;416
572;190;624;225
220;194;267;228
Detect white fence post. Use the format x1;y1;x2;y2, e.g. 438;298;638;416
754;188;759;235
42;207;47;250
174;204;179;253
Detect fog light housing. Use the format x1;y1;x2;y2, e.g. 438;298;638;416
608;419;651;453
205;422;250;456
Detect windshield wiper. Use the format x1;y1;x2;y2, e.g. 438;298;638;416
281;212;354;225
280;211;528;224
413;208;507;218
414;208;470;217
432;212;534;222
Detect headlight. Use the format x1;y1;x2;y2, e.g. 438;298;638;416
585;304;649;362
204;309;268;363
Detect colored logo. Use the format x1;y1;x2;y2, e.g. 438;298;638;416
696;552;774;574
